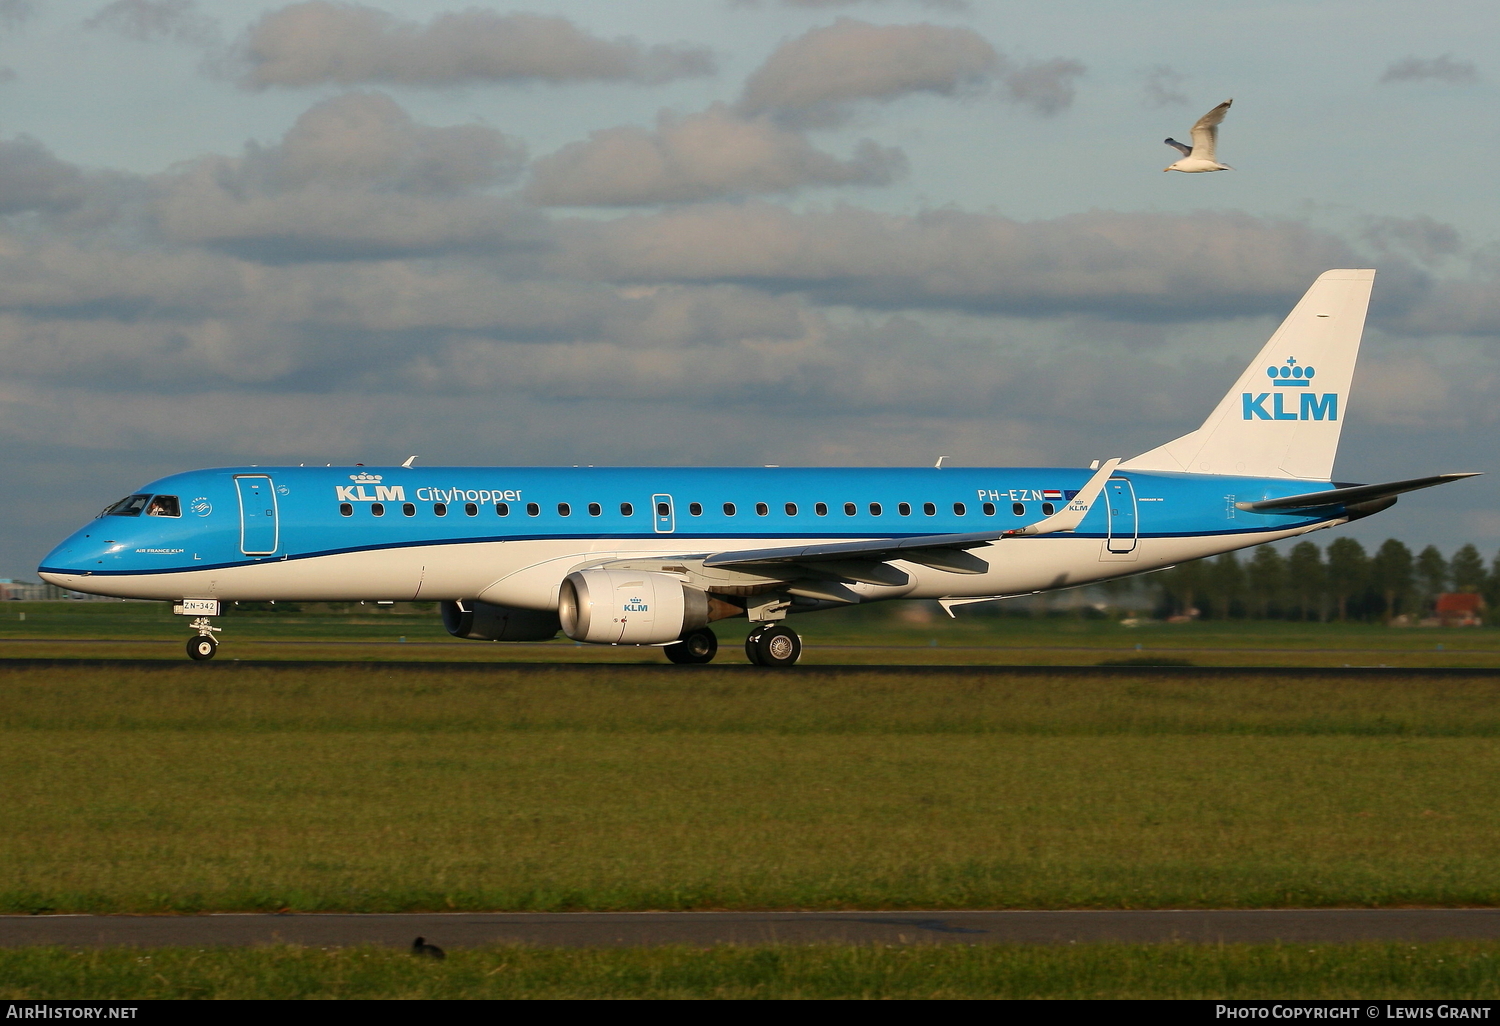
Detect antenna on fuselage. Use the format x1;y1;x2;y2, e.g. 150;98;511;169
401;455;419;468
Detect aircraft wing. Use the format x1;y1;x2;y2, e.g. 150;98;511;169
1234;472;1481;513
702;458;1125;577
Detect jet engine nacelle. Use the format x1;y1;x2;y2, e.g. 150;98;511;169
441;599;561;641
558;569;709;645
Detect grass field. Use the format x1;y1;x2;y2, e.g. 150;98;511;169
6;662;1500;914
3;942;1499;999
1;600;1498;666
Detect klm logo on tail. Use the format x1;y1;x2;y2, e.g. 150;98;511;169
1242;357;1337;422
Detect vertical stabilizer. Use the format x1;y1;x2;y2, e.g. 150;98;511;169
1120;269;1375;481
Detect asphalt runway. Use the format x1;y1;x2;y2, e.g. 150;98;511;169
5;910;1500;949
1;658;1497;677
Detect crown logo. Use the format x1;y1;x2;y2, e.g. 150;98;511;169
349;472;383;484
1265;356;1316;386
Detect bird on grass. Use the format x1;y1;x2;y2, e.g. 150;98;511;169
1164;99;1233;172
412;936;445;960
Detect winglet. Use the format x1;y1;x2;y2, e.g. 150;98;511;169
1004;458;1122;537
401;455;419;469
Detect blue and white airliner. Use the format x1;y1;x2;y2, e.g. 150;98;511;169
38;270;1478;664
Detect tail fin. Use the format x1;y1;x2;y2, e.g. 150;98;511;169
1120;268;1375;481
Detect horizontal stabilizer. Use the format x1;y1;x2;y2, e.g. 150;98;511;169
1235;472;1481;513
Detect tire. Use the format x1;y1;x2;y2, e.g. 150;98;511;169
186;635;218;661
666;627;717;664
748;625;800;667
744;629;765;666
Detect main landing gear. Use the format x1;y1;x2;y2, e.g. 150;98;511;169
665;626;718;664
663;624;804;666
745;624;801;667
185;617;221;661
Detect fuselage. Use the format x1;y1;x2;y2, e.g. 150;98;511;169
39;464;1343;609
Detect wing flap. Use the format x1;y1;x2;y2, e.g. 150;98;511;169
702;530;1005;570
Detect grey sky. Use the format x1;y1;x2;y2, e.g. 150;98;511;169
1;0;1497;578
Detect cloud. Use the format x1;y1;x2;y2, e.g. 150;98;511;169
1002;57;1084;116
0;1;33;29
1363;215;1462;266
737;18;1001;126
0;136;88;214
149;92;536;259
734;0;970;9
526;102;905;206
84;0;219;45
225;2;715;89
1142;64;1187;107
551;203;1371;319
1379;54;1479;85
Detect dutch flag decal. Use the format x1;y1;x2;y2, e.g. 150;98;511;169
1042;489;1063;500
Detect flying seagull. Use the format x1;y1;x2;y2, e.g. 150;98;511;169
1164;99;1233;172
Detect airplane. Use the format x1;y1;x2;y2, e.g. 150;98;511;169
38;269;1478;665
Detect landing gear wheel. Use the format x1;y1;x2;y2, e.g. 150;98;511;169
746;624;801;667
186;635;218;661
666;627;718;664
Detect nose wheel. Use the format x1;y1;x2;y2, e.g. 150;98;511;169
186;635;218;661
665;626;718;664
745;624;801;667
185;617;221;661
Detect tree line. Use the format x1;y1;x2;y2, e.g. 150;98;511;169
1137;538;1495;622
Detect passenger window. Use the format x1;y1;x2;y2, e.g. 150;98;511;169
620;502;633;516
497;502;509;516
527;503;541;517
403;503;415;517
983;502;995;516
843;502;856;516
465;503;478;516
723;502;736;516
434;503;447;517
923;502;936;516
815;502;828;516
869;502;882;516
588;503;601;516
656;502;669;517
898;502;911;516
104;494;151;517
1013;502;1025;516
689;502;702;516
339;503;352;517
953;502;966;516
785;502;797;516
756;503;769;516
1042;502;1056;516
146;495;180;517
372;503;385;517
559;503;571;517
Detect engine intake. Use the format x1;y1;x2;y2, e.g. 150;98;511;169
441;599;561;641
558;570;709;645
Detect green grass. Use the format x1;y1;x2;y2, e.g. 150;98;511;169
0;600;1497;665
3;943;1499;999
6;664;1500;914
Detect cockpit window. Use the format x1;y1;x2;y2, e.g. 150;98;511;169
100;494;151;518
146;495;181;518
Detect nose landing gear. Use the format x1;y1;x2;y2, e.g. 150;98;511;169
186;617;221;661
